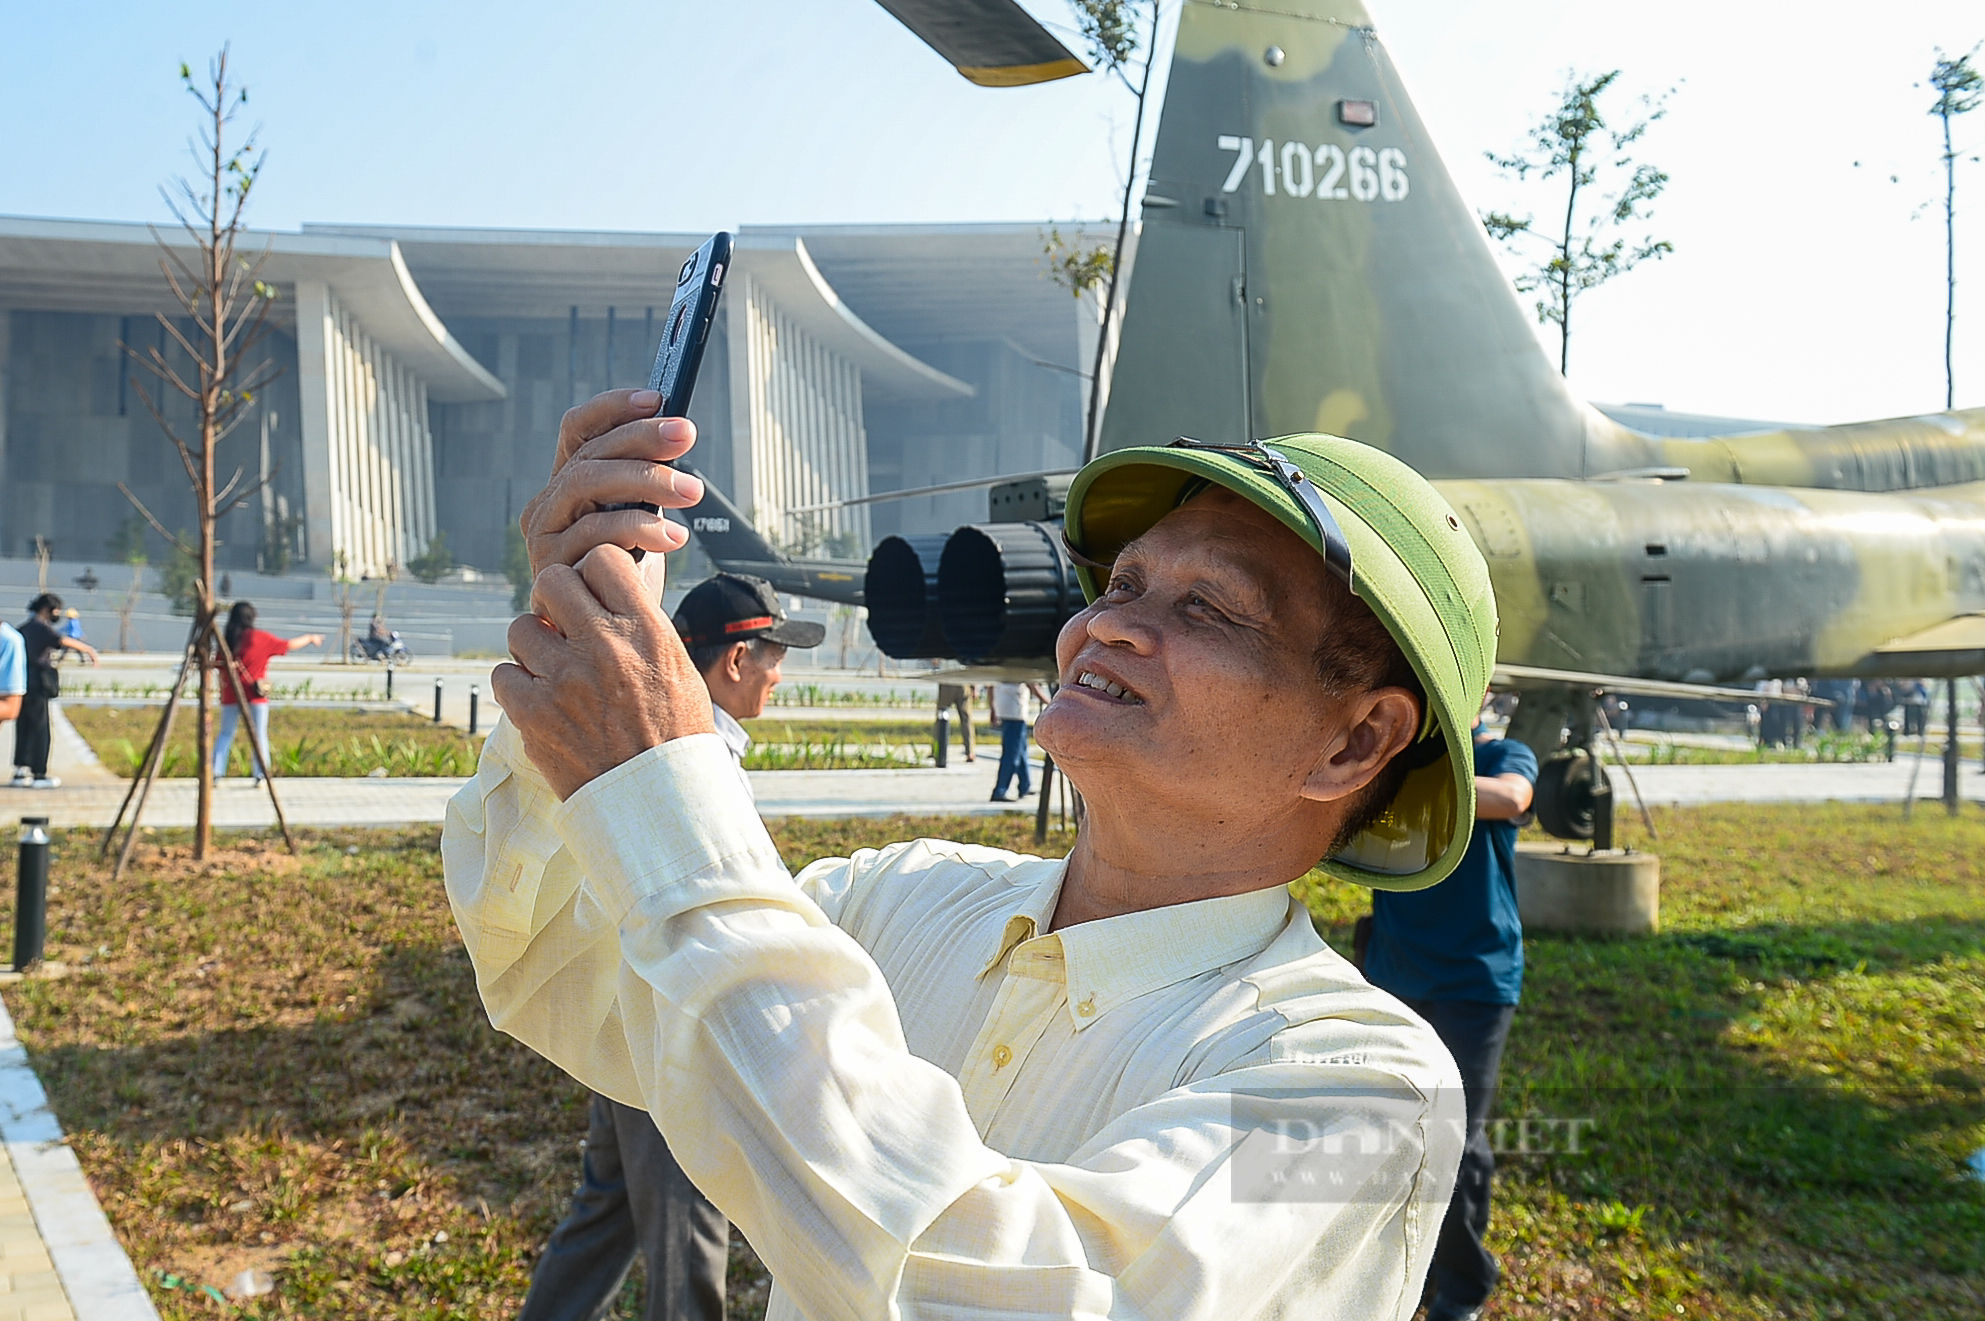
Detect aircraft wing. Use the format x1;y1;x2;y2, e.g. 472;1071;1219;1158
1868;614;1985;673
872;0;1087;86
1493;663;1830;708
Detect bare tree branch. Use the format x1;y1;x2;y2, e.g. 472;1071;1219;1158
217;471;275;518
116;484;192;555
213;465;248;509
131;371;205;496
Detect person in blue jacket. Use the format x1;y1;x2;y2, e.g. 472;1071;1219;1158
1362;716;1538;1321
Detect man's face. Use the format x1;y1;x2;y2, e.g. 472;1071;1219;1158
1035;488;1360;821
730;640;786;720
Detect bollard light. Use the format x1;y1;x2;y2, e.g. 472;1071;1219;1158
15;816;49;971
469;684;480;737
434;677;444;723
385;666;394;701
934;709;951;769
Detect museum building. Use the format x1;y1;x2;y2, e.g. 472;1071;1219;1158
0;216;1096;577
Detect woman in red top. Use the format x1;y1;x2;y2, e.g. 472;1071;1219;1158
214;602;323;782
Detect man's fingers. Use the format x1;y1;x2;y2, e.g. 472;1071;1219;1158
533;510;688;572
532;560;616;637
576;542;663;620
489;661;538;713
524;457;702;546
557;458;706;516
553;389;664;473
566;415;698;469
506;612;568;677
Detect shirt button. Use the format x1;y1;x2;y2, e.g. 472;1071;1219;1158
992;1044;1013;1067
1076;996;1096;1017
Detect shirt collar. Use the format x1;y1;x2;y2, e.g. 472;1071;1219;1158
977;865;1294;1031
710;703;751;765
977;861;1068;978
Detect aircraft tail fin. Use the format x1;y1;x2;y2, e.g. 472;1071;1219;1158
1099;0;1650;480
677;469;867;606
677;467;789;568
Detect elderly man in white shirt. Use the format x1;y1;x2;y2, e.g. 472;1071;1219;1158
447;389;1500;1319
516;570;822;1321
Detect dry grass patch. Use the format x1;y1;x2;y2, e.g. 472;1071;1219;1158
6;817;1071;1318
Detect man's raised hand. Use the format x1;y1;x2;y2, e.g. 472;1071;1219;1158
519;389;707;582
495;544;716;800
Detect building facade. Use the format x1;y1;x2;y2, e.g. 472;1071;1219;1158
0;215;1096;577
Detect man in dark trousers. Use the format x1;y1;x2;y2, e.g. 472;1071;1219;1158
518;572;821;1321
11;594;97;789
1362;715;1537;1321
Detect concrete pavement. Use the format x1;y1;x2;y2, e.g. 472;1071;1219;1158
10;747;1985;832
1603;754;1985;807
2;758;1052;829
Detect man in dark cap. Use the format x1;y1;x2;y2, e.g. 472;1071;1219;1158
516;572;819;1321
671;573;824;786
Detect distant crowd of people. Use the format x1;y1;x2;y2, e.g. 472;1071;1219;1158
1752;676;1937;749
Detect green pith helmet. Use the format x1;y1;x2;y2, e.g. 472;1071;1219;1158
1063;434;1498;892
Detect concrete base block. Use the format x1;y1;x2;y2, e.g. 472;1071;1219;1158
1514;844;1660;936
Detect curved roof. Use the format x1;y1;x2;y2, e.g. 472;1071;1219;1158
0;215;506;403
307;222;974;401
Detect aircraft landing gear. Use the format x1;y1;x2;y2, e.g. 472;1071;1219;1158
1532;747;1615;849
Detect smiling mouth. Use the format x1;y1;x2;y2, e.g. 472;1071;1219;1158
1073;669;1144;704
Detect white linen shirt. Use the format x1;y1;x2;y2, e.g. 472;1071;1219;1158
711;700;754;801
444;719;1464;1320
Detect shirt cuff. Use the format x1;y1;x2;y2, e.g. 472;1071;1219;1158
553;733;786;926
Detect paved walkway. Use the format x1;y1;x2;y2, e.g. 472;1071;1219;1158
2;763;1053;830
0;996;156;1321
0;1143;72;1321
0;703;1048;827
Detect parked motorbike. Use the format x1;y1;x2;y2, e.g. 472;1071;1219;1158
351;631;413;666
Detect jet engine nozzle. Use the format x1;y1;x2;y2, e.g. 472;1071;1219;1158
937;520;1080;663
864;534;953;659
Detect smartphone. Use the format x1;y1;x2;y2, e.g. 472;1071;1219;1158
649;231;732;417
612;231;733;561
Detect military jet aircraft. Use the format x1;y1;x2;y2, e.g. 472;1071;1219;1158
677;0;1985;835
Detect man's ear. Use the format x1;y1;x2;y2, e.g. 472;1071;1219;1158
723;641;751;683
1298;688;1421;804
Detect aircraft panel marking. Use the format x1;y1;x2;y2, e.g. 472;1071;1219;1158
1217;135;1407;200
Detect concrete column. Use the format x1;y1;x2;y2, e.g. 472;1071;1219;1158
0;309;10;553
292;282;338;568
726;274;756;523
412;381;433;556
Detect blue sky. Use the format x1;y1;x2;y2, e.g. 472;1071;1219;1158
3;0;1981;424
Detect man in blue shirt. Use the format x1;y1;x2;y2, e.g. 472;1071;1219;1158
0;622;23;757
1363;720;1538;1321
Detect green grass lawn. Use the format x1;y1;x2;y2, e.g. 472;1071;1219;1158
6;804;1981;1318
64;706;486;779
64;707;975;776
737;718;1010;770
1300;804;1985;1318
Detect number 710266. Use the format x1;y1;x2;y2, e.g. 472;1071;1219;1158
1217;135;1409;202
